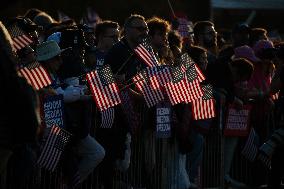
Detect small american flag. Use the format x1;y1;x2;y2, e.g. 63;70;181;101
18;65;52;90
134;39;159;67
164;65;192;105
7;24;33;51
100;108;115;128
192;84;216;120
37;125;71;171
184;63;204;102
241;128;258;162
86;65;121;111
181;53;205;82
148;65;172;90
133;70;164;107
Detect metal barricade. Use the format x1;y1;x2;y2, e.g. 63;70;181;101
2;89;257;189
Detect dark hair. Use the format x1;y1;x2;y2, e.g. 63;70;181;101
250;27;268;46
124;14;145;29
193;21;214;38
95;20;119;39
186;45;207;64
168;31;182;50
231;58;254;81
147;17;171;37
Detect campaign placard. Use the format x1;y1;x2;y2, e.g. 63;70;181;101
224;104;252;137
43;95;65;129
156;104;171;138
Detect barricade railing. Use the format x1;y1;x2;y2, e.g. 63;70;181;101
1;88;258;189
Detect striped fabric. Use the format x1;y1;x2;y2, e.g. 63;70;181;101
100;108;115;128
134;39;159;67
133;70;164;107
184;64;204;102
164;65;192;105
7;24;33;51
148;65;172;90
181;53;205;82
37;125;71;171
18;65;52;90
241;128;258;162
86;65;121;111
192;84;216;120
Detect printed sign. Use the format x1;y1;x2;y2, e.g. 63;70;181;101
156;103;171;138
43;95;65;129
224;104;252;137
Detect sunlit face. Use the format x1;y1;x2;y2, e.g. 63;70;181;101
126;18;148;46
201;26;217;48
151;30;169;51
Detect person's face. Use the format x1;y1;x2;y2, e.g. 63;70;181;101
201;26;217;48
126;18;148;46
100;27;120;50
198;52;208;72
151;30;169;51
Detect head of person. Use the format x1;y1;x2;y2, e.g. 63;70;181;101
24;8;43;21
253;40;276;60
231;23;251;47
168;30;182;58
230;58;254;82
147;16;171;52
193;21;217;49
187;45;208;72
233;45;260;64
250;27;268;47
253;40;276;75
95;20;120;51
124;14;148;47
36;40;64;73
33;12;56;42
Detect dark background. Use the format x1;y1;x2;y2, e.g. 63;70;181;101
1;0;283;32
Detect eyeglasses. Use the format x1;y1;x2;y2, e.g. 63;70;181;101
130;26;149;32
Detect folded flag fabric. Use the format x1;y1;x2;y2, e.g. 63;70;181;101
134;39;159;67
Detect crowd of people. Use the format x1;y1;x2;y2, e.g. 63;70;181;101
0;7;284;189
